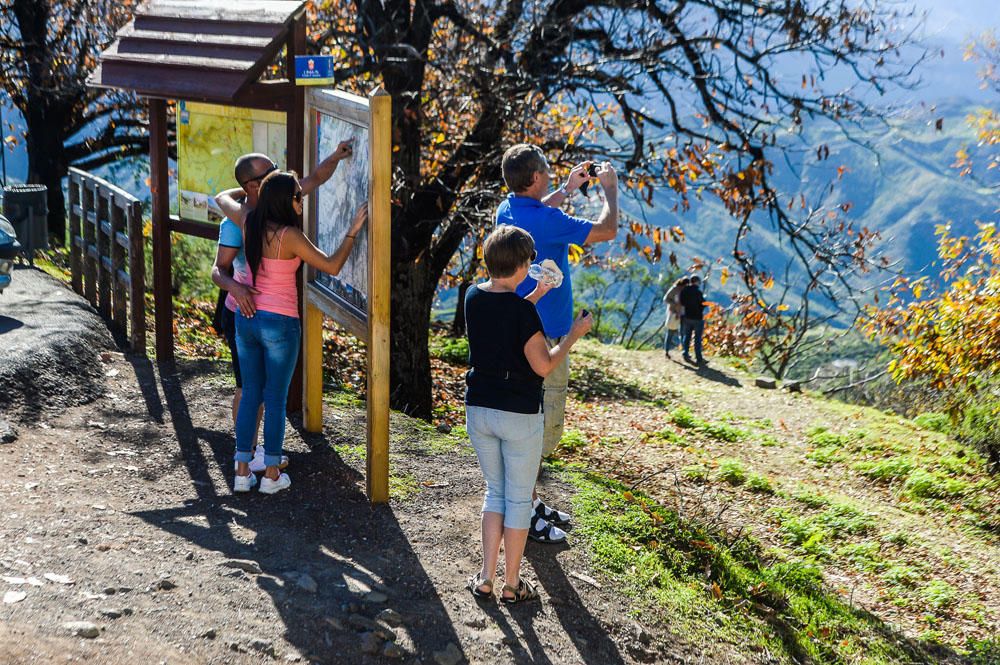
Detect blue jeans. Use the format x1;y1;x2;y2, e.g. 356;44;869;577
682;318;704;361
466;405;544;529
235;310;301;467
664;327;680;352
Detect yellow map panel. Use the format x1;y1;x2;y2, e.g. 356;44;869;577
177;102;287;222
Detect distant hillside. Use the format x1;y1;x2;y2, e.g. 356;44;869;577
626;98;996;284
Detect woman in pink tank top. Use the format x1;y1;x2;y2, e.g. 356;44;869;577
233;171;366;495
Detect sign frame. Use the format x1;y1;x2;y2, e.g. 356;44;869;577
301;86;392;503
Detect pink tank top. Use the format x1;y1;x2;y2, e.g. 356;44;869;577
232;226;302;319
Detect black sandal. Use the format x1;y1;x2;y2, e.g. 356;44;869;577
501;578;539;604
466;572;494;599
528;515;567;544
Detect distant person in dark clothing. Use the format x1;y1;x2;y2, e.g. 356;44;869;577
680;275;708;365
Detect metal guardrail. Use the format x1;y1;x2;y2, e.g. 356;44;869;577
68;167;146;356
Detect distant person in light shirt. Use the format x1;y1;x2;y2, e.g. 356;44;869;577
210;141;352;474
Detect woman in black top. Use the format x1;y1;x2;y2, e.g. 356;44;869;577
465;225;592;603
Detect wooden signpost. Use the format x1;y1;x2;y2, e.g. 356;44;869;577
302;87;392;503
91;1;393;503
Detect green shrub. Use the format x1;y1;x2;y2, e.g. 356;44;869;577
559;429;589;453
682;464;709;482
957;402;1000;473
758;434;781;447
671;406;700;429
428;336;470;365
882;531;911;547
854;456;916;481
903;469;969;499
806;446;844;467
883;564;921;588
920;580;958;612
746;472;774;494
913;412;951;433
699;421;748;442
649;429;684;445
792;487;831;508
716;458;746;485
806;426;852;448
817;503;873;536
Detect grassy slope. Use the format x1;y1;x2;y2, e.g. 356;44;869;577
551;340;999;664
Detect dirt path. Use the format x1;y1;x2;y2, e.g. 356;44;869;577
0;352;699;665
560;343;1000;652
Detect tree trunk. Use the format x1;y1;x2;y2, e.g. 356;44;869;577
24;110;68;245
450;279;471;338
389;260;437;419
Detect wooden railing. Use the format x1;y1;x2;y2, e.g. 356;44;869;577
68;167;146;356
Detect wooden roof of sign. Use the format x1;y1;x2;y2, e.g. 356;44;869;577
89;0;307;107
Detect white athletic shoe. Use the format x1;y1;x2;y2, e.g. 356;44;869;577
248;446;267;473
233;472;257;493
259;473;291;495
234;447;289;473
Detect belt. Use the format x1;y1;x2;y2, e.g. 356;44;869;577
468;367;540;383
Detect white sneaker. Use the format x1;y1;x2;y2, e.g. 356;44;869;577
234;448;289;473
233;472;257;493
248;447;267;473
259;473;291;495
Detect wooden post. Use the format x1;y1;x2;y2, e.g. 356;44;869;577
82;181;97;307
366;86;392;504
286;17;307;413
128;200;147;356
68;174;82;294
97;188;111;319
110;197;128;339
149;97;174;363
303;303;324;432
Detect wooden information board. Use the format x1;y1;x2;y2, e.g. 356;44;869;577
302;86;391;503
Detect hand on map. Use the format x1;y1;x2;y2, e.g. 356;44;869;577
349;203;368;237
332;139;354;162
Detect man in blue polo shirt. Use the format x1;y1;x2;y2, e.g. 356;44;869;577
496;144;619;543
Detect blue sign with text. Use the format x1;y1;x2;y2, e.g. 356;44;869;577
295;55;335;86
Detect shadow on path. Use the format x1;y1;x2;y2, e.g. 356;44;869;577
129;362;463;664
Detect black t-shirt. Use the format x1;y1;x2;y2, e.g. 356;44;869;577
464;285;544;414
680;284;707;320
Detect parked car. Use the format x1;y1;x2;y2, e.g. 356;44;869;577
0;213;20;293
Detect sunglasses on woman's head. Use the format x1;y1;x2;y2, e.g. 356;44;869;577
531;250;537;261
293;190;303;202
240;163;278;187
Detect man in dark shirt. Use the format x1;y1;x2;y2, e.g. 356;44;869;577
679;275;708;365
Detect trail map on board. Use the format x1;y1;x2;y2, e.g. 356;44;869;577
314;110;369;315
176;102;286;222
